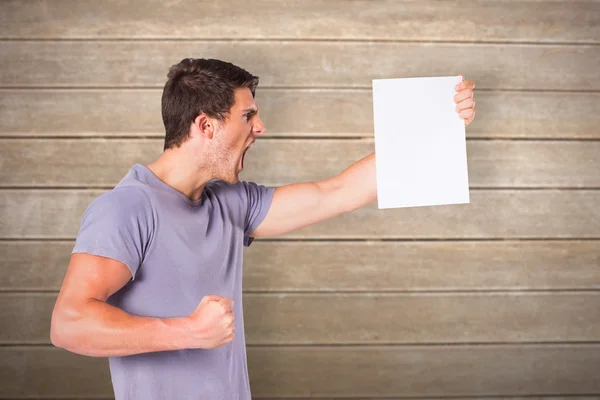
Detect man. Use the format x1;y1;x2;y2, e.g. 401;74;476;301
51;58;476;399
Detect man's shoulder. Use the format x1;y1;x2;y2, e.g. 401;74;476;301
206;180;263;194
89;184;154;216
206;179;243;196
206;180;266;204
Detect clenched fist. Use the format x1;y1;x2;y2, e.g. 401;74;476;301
186;295;235;350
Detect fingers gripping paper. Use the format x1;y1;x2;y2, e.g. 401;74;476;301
372;76;470;209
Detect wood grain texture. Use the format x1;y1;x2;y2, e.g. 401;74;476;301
2;139;600;188
247;292;600;344
244;241;600;291
2;89;598;139
1;0;598;43
1;346;599;397
1;1;599;399
250;345;600;397
1;41;598;90
2;189;599;239
3;292;600;344
3;240;599;291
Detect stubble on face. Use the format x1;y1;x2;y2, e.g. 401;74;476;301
206;123;243;184
205;89;259;184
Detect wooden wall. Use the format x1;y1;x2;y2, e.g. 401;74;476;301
1;1;599;398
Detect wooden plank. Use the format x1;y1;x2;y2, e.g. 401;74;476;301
245;241;600;292
250;345;600;397
2;139;600;188
1;346;599;397
0;347;112;398
251;293;600;344
1;189;599;239
2;89;598;139
3;240;599;292
1;0;598;43
0;190;100;239
3;292;600;345
1;42;598;90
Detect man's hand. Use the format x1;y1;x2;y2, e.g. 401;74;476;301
455;77;476;126
185;295;235;350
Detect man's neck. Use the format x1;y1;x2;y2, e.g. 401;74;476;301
146;150;213;201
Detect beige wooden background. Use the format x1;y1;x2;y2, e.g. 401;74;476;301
1;0;600;399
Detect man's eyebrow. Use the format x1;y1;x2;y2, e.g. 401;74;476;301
241;106;258;114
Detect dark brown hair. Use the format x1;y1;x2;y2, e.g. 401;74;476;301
161;58;259;150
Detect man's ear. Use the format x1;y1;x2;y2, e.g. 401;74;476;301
193;114;215;139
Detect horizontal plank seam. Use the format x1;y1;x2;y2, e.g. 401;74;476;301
2;135;600;141
249;396;600;400
2;137;600;142
5;341;600;347
0;395;116;400
1;396;598;400
3;289;600;295
1;87;599;94
251;396;600;400
3;343;600;349
2;238;600;243
0;397;597;400
248;237;600;242
245;289;600;294
0;397;598;400
249;342;600;348
1;38;599;46
3;237;600;242
3;86;600;92
3;186;600;190
252;397;600;399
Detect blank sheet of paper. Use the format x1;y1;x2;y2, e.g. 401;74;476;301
372;76;470;209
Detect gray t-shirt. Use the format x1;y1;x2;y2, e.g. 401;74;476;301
72;164;274;400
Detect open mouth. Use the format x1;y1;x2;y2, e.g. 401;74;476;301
241;140;254;169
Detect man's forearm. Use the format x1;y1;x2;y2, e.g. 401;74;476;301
335;152;377;212
51;299;190;357
250;152;377;238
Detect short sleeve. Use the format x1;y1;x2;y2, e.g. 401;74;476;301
72;187;155;280
241;181;275;247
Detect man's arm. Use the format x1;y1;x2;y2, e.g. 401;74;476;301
251;79;476;238
51;253;234;357
251;152;375;238
51;253;189;357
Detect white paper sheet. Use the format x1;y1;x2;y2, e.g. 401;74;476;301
372;76;470;209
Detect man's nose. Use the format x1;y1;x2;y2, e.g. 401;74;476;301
253;116;266;136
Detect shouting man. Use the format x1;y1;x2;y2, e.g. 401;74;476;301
51;58;476;399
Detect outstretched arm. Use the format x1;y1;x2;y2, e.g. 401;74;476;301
251;152;376;237
251;79;476;238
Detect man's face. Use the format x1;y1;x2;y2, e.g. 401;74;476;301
209;88;266;183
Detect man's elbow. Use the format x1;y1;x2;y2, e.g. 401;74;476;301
50;303;83;352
